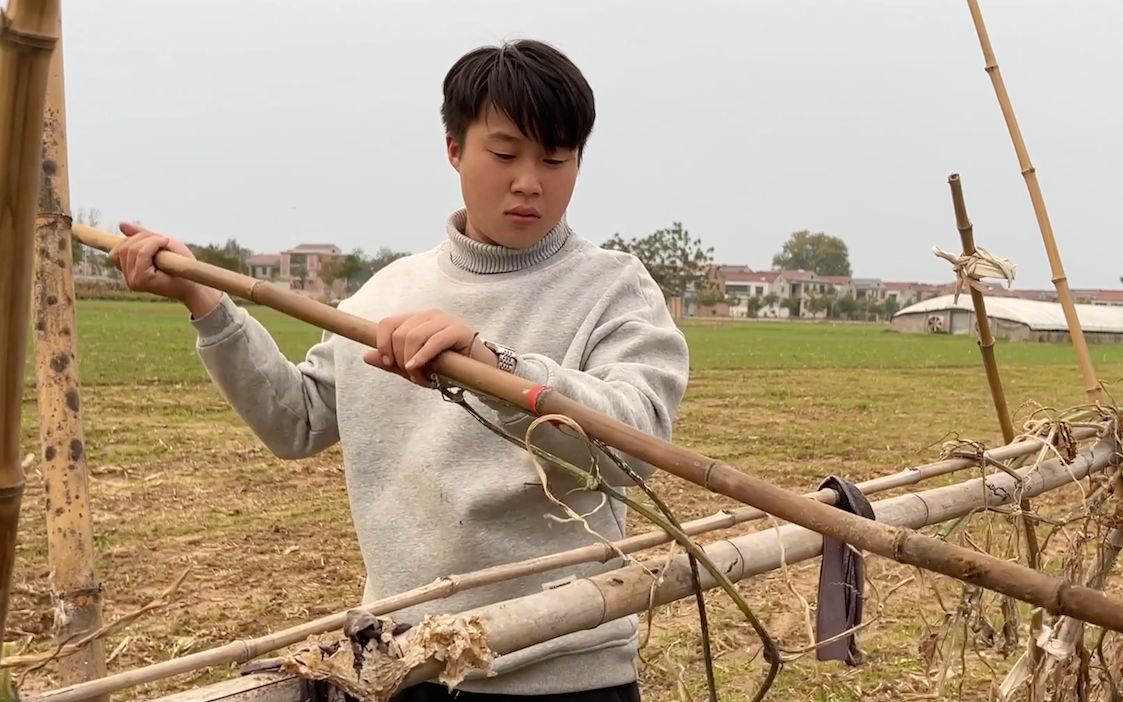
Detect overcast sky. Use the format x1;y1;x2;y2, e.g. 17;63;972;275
62;1;1121;289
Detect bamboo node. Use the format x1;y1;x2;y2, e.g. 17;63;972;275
890;528;910;561
36;212;71;227
932;245;1016;303
0;12;57;50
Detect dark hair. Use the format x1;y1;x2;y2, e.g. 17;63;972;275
441;39;596;156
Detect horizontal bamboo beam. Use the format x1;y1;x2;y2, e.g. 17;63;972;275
20;421;1102;696
391;438;1119;695
71;223;1123;635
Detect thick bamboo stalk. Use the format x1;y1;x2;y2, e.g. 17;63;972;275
397;438;1123;696
20;422;1101;698
0;0;63;668
964;0;1105;404
36;437;1118;702
949;171;1044;674
71;223;1123;633
32;13;107;693
391;439;1120;697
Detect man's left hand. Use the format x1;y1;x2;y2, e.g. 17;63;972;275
362;309;497;386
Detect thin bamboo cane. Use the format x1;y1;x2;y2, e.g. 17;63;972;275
948;174;1015;444
963;0;1105;404
0;0;63;669
35;436;1118;702
949;171;1044;673
11;422;1101;696
70;223;1123;633
31;12;107;694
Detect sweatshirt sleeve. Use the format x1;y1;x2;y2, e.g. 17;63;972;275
192;294;340;459
483;264;690;485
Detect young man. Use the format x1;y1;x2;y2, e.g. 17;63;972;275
110;40;689;701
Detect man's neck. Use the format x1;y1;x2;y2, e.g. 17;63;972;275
446;209;572;275
463;214;501;247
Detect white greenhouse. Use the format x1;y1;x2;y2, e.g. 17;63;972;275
891;294;1123;344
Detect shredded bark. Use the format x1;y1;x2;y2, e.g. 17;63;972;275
281;613;493;702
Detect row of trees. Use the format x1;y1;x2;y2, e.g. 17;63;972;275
601;222;855;300
70;208;409;296
599;223;913;321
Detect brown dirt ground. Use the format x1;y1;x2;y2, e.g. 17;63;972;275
10;363;1123;701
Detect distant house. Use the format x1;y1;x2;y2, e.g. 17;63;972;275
243;243;346;300
246;254;280;280
283;244;344;299
718;269;782;318
852;278;886;303
710;267;859;319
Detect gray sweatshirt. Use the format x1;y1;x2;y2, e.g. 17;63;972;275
191;210;690;695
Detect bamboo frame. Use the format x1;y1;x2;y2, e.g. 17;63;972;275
71;224;1123;634
0;0;63;669
112;434;1118;702
964;0;1105;404
388;439;1119;698
32;12;107;693
19;422;1102;698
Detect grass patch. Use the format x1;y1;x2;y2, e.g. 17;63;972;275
12;301;1123;701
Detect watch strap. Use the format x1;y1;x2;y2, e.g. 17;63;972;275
482;338;518;374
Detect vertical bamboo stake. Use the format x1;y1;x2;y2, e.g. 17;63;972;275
0;0;63;669
949;175;1015;442
32;11;108;694
948;172;1043;678
964;0;1105;403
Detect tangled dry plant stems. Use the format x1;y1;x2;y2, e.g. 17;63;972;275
924;408;1123;701
8;566;191;693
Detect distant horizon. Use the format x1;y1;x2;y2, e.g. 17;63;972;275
63;2;1122;290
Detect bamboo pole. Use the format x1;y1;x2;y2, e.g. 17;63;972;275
71;224;1123;631
948;174;1015;444
391;439;1121;698
34;436;1119;702
0;0;63;670
14;422;1101;695
31;12;107;694
964;0;1105;404
948;172;1044;674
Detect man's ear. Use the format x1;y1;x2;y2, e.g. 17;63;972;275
446;134;462;172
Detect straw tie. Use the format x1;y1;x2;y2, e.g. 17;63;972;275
932;245;1016;303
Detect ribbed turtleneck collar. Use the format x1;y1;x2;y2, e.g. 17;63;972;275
446;209;571;274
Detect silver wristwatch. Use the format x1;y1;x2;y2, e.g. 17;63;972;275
482;339;518;374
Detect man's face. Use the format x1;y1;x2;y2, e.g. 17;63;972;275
447;106;579;249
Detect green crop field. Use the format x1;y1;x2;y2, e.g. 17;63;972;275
13;300;1123;701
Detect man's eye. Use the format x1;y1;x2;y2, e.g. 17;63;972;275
491;151;516;161
544;159;567;166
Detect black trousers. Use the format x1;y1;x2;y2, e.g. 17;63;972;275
390;681;642;702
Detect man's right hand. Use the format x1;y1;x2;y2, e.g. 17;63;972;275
108;222;223;318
